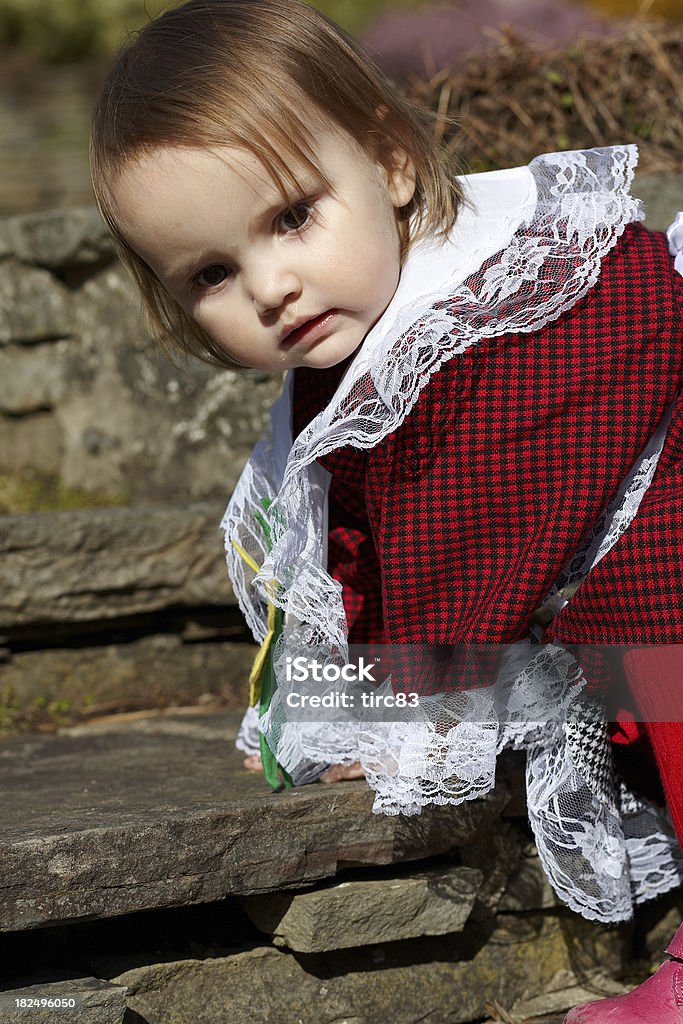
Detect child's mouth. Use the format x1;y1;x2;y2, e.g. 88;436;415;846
280;310;340;347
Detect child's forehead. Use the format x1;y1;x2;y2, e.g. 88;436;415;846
173;113;352;196
111;138;328;236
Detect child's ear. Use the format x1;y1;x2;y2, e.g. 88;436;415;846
383;148;417;210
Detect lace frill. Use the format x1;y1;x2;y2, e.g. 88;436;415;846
221;145;683;922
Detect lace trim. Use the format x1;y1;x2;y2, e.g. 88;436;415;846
668;211;683;277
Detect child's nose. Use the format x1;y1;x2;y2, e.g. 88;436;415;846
249;262;302;316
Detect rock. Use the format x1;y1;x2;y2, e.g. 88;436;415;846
0;978;127;1024
0;340;70;413
634;172;683;233
107;913;624;1024
499;840;559;912
60;262;280;502
559;908;633;988
0;634;256;717
0;259;73;344
0;207;115;269
240;865;483;951
0;503;233;634
512;977;626;1022
0;412;63;475
639;892;683;961
0;708;509;931
60;707;247;741
0;252;281;503
459;820;523;917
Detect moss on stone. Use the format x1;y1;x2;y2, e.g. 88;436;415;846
0;469;129;514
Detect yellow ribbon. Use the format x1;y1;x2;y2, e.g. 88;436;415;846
232;538;278;707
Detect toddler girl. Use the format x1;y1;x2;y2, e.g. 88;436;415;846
90;1;683;1019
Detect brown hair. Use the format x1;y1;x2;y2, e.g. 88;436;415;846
90;0;464;370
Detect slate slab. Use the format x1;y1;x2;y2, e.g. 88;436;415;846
0;709;509;932
0;503;233;635
0;207;115;270
2;634;256;719
240;865;483;951
0;978;126;1024
0;259;74;345
105;915;619;1024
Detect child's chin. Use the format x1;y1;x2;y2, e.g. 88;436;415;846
300;339;364;371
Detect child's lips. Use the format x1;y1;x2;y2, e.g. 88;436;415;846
279;309;340;347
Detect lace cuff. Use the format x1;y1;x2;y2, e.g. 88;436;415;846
667;212;683;277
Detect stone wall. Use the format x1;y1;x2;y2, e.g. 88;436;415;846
0;205;281;505
0;205;282;724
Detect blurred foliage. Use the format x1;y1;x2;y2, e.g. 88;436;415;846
311;0;424;37
0;0;168;61
411;20;683;175
0;0;680;63
0;0;425;63
0;469;130;514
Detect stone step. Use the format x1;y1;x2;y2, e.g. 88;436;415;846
0;503;234;639
239;864;484;951
0;708;650;1023
0;630;257;733
94;931;589;1024
0;944;582;1024
0;979;126;1024
0;709;508;933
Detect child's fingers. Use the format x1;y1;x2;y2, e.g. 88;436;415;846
242;754;263;772
319;761;365;783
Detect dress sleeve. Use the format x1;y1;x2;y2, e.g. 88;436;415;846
326;486;385;644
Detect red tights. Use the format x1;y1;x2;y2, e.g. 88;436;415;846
623;647;683;847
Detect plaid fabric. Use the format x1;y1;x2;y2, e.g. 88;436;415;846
293;362;384;643
294;223;683;650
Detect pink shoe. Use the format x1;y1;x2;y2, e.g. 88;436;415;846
564;922;683;1022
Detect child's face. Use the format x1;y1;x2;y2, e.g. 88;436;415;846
110;118;416;371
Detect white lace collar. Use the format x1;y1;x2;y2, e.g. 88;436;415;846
345;163;538;384
269;163;538;482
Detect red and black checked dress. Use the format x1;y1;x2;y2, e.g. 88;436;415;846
293;221;683;840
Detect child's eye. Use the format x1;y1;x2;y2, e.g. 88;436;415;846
278;201;314;233
191;264;229;292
